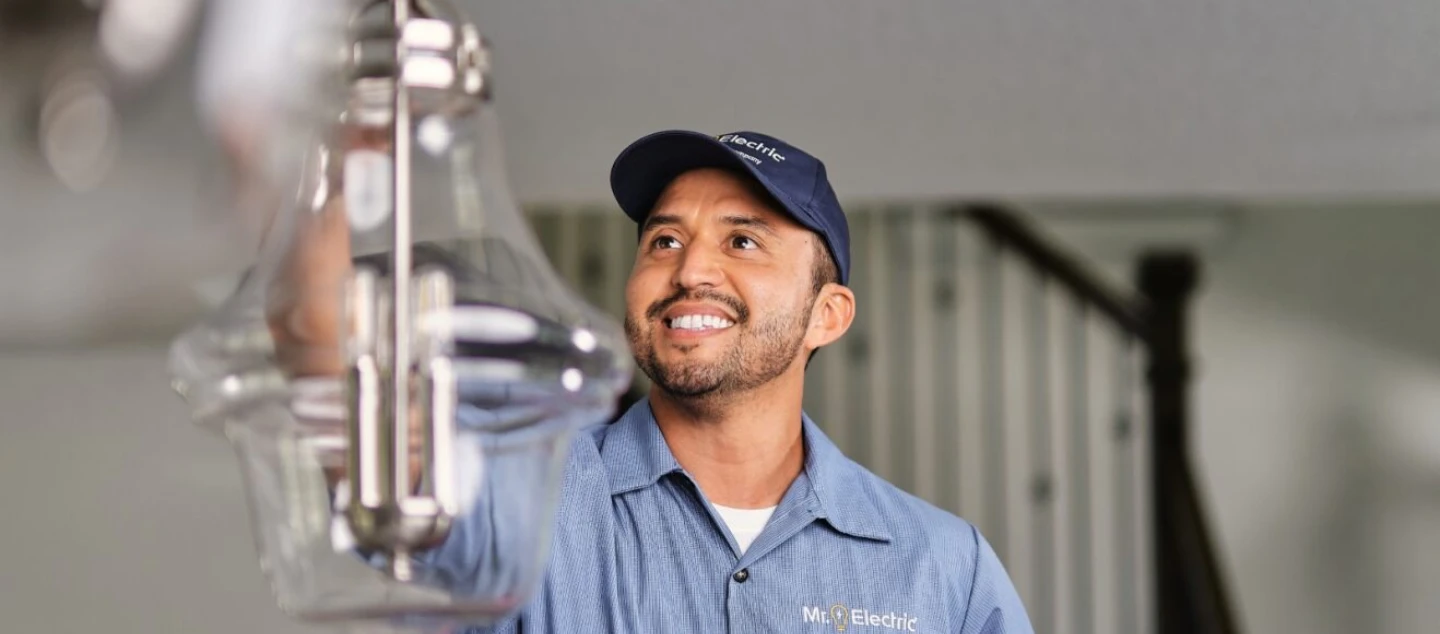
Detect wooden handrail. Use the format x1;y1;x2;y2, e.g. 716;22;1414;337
956;204;1149;338
957;202;1241;634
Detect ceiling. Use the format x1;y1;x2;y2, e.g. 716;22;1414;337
7;0;1440;204
464;0;1440;200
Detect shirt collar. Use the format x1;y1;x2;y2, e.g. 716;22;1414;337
599;398;893;543
600;399;685;495
798;411;893;542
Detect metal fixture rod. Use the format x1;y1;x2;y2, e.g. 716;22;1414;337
389;0;415;578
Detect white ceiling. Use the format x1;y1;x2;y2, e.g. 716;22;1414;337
5;0;1440;205
466;0;1440;200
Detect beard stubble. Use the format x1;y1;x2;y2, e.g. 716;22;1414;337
624;287;815;400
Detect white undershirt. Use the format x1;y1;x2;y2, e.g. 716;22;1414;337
712;504;777;554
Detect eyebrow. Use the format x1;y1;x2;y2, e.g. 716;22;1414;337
640;213;778;236
640;213;682;235
720;214;778;236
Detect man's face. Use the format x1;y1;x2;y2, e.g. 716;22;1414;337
624;168;822;398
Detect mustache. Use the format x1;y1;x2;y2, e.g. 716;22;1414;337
645;288;749;324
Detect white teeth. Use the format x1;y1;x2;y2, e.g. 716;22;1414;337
668;314;735;331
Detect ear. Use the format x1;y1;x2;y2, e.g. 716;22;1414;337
804;283;856;353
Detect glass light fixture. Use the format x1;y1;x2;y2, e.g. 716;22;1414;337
168;0;632;630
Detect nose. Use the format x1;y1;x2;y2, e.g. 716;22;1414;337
671;240;725;290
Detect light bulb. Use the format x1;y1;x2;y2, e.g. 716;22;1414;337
832;604;850;631
168;0;632;628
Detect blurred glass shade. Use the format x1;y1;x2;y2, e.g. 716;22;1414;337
169;0;632;628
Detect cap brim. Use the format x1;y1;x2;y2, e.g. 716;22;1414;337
609;131;817;233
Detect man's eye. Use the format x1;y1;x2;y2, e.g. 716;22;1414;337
651;235;681;250
731;236;759;249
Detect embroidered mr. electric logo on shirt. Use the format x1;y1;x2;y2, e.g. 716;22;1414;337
718;133;786;165
803;603;920;632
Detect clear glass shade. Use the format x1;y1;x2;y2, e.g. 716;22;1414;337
168;1;632;629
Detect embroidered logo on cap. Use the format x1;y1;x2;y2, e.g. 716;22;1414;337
718;134;786;164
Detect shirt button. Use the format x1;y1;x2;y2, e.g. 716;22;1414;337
732;569;750;583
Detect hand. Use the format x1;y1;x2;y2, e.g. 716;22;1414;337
267;197;353;378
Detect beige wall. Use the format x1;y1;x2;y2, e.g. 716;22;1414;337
0;348;325;634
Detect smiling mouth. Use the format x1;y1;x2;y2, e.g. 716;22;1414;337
665;314;736;331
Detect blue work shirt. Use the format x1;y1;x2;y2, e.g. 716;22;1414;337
419;398;1032;633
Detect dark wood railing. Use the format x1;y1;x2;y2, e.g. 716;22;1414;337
964;203;1240;634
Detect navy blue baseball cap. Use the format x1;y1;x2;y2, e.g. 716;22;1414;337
609;130;851;285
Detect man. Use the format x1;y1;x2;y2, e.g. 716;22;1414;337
282;130;1032;632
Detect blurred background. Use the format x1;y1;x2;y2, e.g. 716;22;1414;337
2;1;1439;633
